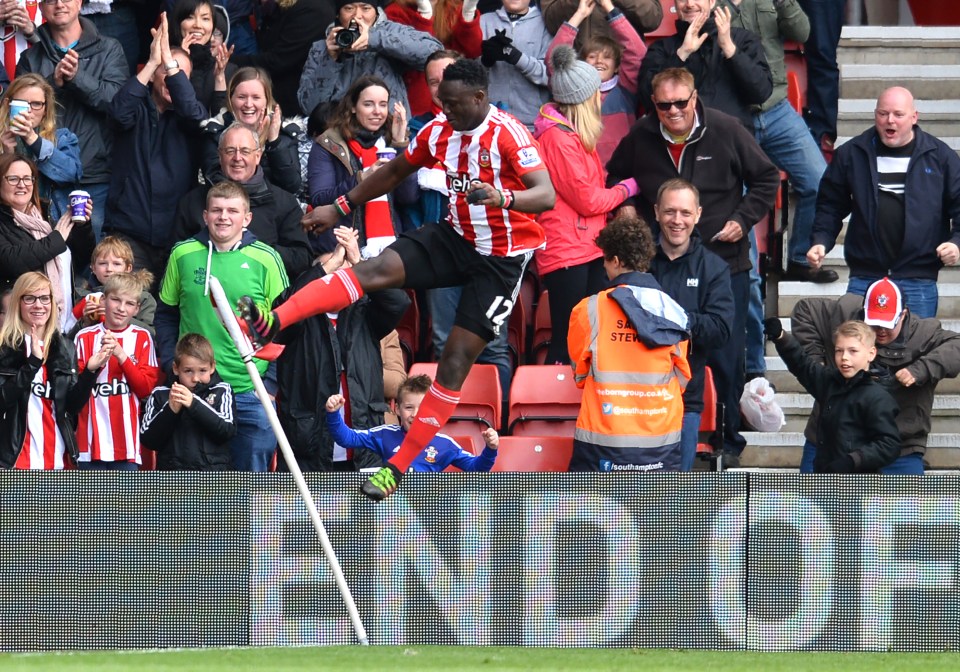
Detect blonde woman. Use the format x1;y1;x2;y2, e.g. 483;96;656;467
0;272;99;470
0;73;83;221
533;45;638;364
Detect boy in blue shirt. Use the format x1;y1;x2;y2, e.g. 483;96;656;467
325;374;499;472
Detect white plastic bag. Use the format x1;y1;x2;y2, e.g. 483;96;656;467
739;377;786;432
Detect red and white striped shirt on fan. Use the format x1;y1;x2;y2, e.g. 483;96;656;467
405;105;547;257
74;323;160;465
14;343;67;470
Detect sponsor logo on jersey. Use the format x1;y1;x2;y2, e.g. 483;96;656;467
31;381;52;399
92;378;131;397
517;146;542;168
447;172;475;194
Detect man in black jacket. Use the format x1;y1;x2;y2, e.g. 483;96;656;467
649;179;732;471
174;123;313;280
638;0;771;128
105;14;207;284
607;67;779;463
16;0;129;240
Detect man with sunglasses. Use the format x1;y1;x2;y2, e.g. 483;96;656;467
790;277;960;475
15;0;128;241
606;66;778;467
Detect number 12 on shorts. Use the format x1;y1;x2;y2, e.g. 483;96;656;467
485;296;514;335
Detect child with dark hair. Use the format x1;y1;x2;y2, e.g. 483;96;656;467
547;0;646;164
764;318;901;473
141;333;237;471
325;373;499;472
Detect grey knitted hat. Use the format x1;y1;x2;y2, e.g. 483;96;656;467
549;45;601;105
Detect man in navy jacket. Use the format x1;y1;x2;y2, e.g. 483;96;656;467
808;86;960;318
104;15;207;283
649;178;733;471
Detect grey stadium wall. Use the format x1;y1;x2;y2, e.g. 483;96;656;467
1;472;958;651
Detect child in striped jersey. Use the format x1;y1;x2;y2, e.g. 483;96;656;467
141;333;236;471
74;273;160;470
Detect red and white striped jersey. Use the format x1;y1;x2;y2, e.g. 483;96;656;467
405;105;547;257
1;3;43;82
74;323;159;464
14;345;66;471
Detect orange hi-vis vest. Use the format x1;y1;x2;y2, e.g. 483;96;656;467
568;276;691;470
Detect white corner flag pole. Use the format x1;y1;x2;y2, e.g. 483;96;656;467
208;276;369;646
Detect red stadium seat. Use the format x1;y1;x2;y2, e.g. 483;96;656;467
492;436;573;472
507;364;581;437
407;362;502;446
530;289;551;364
696;366;725;470
645;0;678;41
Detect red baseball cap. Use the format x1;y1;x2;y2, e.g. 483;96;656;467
863;277;903;329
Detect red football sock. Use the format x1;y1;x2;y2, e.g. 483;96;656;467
273;268;364;328
389;382;461;472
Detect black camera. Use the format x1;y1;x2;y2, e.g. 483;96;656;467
335;21;361;49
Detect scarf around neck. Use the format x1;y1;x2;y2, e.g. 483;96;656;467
12;205;68;319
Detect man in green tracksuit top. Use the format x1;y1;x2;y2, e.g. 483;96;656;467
155;181;289;472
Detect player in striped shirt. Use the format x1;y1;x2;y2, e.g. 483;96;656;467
74;272;160;470
239;58;555;500
0;272;93;470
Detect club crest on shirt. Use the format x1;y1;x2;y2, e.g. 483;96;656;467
424;445;438;463
478;148;491;168
206;393;217;405
517;146;542;168
193;267;207;285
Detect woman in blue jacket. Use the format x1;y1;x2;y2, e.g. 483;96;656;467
0;74;83;221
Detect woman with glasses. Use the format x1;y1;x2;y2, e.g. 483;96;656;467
0;73;83;222
307;75;416;259
532;46;637;364
0;271;97;470
0;154;93;330
199;66;303;195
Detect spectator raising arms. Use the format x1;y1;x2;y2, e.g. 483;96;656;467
0;272;94;470
548;0;646;165
308;75;418;260
385;0;482;115
298;1;443;119
540;0;662;47
0;74;83;223
0;154;94;330
168;0;238;112
200;67;303;195
533;45;637;364
480;0;552;131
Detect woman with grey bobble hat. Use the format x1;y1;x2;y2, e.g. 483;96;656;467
532;45;639;364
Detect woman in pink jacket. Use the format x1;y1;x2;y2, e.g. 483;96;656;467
533;45;637;364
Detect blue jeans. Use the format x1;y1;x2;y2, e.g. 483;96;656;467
707;270;749;455
746;229;766;375
680;411;701;472
802;439;925;475
230;391;277;472
85;182;110;242
797;0;845;142
753;99;828;264
427;286;513;395
846;276;938;319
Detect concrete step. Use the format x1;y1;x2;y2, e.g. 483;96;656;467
839;64;960;100
741;431;960;469
838;26;960;66
837;99;960;139
772;392;960;432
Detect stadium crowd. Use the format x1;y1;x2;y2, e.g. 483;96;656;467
0;0;957;486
